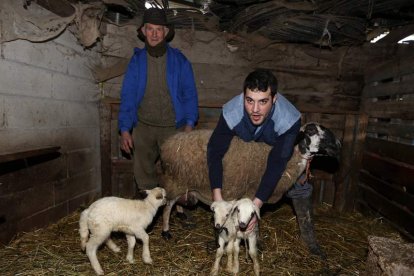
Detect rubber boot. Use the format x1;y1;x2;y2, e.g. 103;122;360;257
292;197;326;259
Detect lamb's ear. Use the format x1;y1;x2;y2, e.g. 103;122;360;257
136;190;148;200
210;202;216;211
155;190;163;200
231;202;240;216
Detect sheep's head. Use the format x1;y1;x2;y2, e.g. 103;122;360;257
232;198;260;231
148;187;167;206
210;200;235;230
296;122;342;173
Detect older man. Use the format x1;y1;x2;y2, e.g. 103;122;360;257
119;8;198;196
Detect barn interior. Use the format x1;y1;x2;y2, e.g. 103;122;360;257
0;0;413;275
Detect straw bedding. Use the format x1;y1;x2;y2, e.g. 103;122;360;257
0;201;401;275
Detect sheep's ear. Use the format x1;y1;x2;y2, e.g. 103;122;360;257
155;190;163;200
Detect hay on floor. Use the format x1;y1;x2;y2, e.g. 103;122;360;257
0;201;402;275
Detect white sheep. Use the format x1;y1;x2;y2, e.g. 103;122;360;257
210;200;237;276
160;122;341;239
79;187;167;275
210;199;261;276
232;198;261;276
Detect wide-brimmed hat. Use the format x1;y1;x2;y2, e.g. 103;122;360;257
137;8;175;42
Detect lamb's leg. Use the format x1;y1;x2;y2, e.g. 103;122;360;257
86;235;107;275
135;228;152;264
161;197;178;239
106;238;121;253
125;234;136;263
232;238;241;274
248;235;260;276
225;239;234;273
211;236;225;276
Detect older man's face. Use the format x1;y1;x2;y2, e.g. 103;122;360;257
141;23;169;47
244;87;276;126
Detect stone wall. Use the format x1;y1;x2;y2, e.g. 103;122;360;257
0;30;101;244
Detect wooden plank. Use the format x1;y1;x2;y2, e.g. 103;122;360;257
361;100;414;120
366;121;414;140
361;152;414;193
359;170;414;212
364;137;414;165
365;55;414;84
362;76;414;98
358;184;414;238
0;146;60;164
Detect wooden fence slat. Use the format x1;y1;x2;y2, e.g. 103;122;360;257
361;100;414;120
359;170;414;212
365;55;414;83
364;137;414;164
362;152;414;193
358;183;414;239
363;76;414;98
366;122;414;140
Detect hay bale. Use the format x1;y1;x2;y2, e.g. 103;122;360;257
366;236;414;276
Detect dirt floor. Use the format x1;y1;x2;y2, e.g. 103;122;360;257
0;200;402;275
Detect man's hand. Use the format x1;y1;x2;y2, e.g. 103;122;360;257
120;131;133;154
183;125;193;132
212;188;223;201
246;197;263;232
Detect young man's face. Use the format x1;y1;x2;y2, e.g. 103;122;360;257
244;87;276;126
141;23;169;47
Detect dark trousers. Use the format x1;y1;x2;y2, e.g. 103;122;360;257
133;122;177;190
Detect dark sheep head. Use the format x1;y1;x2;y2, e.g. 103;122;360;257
296;123;342;173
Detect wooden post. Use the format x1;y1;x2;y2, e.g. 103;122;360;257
344;113;368;211
333;114;356;212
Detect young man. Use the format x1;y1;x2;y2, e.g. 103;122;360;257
207;69;324;257
119;8;198;193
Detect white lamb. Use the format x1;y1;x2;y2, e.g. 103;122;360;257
232;198;261;276
210;200;237;276
79;187;167;275
210;198;261;276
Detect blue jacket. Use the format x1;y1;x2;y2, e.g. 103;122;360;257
118;45;199;132
207;92;301;202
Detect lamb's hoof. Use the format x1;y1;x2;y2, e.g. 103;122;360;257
95;268;104;275
143;257;153;265
162;230;172;240
127;258;135;264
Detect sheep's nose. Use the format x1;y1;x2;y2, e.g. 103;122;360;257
215;224;221;229
239;222;247;229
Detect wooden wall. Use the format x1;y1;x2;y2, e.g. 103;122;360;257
359;51;414;240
